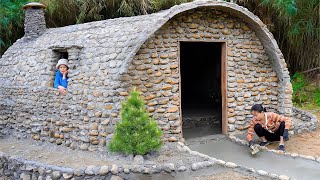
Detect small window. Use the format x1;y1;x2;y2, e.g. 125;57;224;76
49;49;69;88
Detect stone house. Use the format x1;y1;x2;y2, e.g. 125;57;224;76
0;1;294;151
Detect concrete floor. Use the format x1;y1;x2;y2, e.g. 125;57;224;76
130;164;264;180
188;135;320;180
183;124;221;139
182;105;222;139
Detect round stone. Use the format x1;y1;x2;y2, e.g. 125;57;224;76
257;170;268;176
279;175;290;180
133;155;144;164
52;171;61;179
111;164;119;174
20;173;30;180
225;162;237;168
110;175;122;180
85;165;96;175
62;173;73;179
216;160;226;165
98;166;109;175
124;168;130;174
178;166;187;171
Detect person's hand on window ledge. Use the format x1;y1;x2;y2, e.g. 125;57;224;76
58;86;67;95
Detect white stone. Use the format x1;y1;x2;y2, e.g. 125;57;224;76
291;153;298;157
178;166;187;171
216;160;226;165
124;168;130;174
111;164;119;174
52;171;61;179
191;163;201;171
133;155;144;164
225;162;237;168
98;166;109;175
268;173;278;178
279;175;290;180
300;155;316;161
257;170;268;176
85;165;96;175
62;173;73;179
165;163;175;171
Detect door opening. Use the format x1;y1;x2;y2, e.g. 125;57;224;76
180;41;225;139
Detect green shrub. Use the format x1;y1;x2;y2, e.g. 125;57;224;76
291;73;308;104
108;89;162;155
314;88;320;106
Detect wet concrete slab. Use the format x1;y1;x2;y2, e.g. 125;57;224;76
188;136;320;180
130;164;264;180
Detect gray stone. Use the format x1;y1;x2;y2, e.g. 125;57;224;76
111;164;119;174
162;163;175;172
38;167;45;175
216;160;226;165
191;163;201;171
178;166;187;171
20;173;31;180
98;165;109;175
85;165;97;175
74;168;85;176
110;175;122;180
225;162;237;168
51;171;61;179
268;173;278;179
133;155;144;164
257;170;268;176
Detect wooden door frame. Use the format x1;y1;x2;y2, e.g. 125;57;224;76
178;40;228;136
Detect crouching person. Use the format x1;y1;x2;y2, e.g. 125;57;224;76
247;104;291;151
54;59;69;95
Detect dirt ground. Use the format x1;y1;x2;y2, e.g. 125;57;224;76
268;109;320;157
197;172;256;180
0;136;208;169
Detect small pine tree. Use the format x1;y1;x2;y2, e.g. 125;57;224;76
108;89;162;155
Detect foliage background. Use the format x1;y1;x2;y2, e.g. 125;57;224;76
0;0;319;73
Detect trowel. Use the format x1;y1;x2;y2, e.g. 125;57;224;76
250;144;260;155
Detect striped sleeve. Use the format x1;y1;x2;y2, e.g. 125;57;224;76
272;112;291;130
283;116;291;129
246;118;256;142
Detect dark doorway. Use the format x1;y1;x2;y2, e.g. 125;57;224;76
180;42;222;139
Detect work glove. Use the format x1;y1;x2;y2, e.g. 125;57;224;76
283;129;289;141
249;140;255;147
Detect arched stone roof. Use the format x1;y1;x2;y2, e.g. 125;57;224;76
3;0;289;80
117;0;290;84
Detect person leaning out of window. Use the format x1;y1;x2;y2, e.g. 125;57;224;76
54;59;69;95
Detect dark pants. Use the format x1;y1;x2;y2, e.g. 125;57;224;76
254;122;285;142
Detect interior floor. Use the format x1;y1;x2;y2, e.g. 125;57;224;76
180;42;222;139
